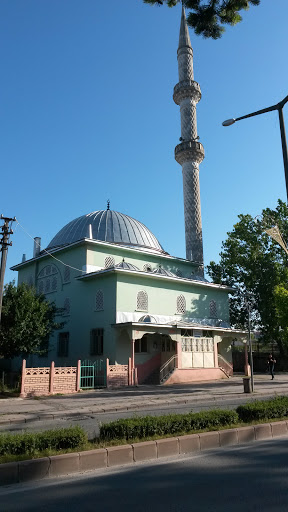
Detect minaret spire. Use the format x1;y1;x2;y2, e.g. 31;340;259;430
173;5;205;273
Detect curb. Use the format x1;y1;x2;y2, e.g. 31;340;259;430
1;420;287;487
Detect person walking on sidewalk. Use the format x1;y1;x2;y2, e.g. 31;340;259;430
268;354;276;380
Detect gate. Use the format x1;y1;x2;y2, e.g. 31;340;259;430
80;359;106;389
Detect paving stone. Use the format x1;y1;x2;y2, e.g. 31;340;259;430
199;431;220;451
156;438;179;458
49;453;80;477
271;421;288;437
18;457;50;482
107;445;134;467
79;449;107;471
0;462;18;485
179;434;200;454
254;423;272;441
219;429;238;447
237;426;255;444
132;441;157;462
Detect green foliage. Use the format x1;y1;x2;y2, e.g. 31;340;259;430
236;396;288;422
207;200;288;355
0;282;63;359
0;426;87;456
100;409;238;441
143;0;260;39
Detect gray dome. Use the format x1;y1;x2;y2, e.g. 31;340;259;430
114;259;140;271
47;210;165;253
152;265;177;277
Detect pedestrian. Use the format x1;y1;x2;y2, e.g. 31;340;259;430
268;354;276;380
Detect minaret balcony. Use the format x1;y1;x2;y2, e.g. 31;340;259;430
175;140;205;165
173;80;201;105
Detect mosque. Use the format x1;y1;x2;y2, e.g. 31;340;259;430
11;8;245;384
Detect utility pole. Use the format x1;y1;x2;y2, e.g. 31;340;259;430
0;215;16;323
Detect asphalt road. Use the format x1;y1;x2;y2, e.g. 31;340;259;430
1;438;288;511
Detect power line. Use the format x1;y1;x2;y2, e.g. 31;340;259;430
15;219;86;273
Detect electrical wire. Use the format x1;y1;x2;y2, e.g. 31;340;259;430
15;218;86;273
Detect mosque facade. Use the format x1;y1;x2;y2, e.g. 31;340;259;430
11;8;245;384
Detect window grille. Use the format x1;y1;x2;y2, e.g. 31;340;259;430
51;277;57;292
46;265;52;276
143;264;152;272
176;295;186;314
90;328;104;356
176;269;183;277
95;290;104;311
63;298;70;315
58;332;69;357
136;290;148;311
45;279;51;293
104;256;115;268
210;300;217;318
64;266;70;282
181;338;213;352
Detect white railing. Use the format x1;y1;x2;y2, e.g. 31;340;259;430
160;355;178;383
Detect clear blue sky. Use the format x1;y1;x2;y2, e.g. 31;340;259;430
1;0;288;283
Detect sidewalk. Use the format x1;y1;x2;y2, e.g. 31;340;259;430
1;374;287;426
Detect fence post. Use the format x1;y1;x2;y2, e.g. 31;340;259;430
49;361;55;394
128;357;132;386
106;358;110;388
20;359;26;398
76;360;81;391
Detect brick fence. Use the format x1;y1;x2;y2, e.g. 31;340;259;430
20;359;136;397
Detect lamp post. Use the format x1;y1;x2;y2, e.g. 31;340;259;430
223;94;288;202
244;296;254;392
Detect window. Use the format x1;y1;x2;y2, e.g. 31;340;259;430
64;266;70;283
63;298;70;316
45;279;51;293
51;276;57;292
210;300;217;318
176;269;183;277
176;295;186;314
135;337;148;353
143;264;152;272
95;290;104;311
90;328;104;355
105;256;115;269
58;332;69;357
136;290;148;311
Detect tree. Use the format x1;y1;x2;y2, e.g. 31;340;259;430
144;0;260;39
0;282;62;359
207;200;288;355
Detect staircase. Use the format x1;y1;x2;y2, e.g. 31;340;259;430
218;354;233;377
159;355;178;384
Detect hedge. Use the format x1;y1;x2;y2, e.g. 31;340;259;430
100;409;238;441
0;426;87;456
236;396;288;422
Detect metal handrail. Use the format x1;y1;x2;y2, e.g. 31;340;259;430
159;355;178;383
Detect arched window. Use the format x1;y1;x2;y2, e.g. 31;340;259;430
104;256;115;269
177;295;186;314
210;300;217;318
137;290;148;311
37;264;59;294
64;266;70;283
95;290;104;311
64;298;70;316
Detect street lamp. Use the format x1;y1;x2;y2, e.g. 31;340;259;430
244;295;254;393
223;94;288;202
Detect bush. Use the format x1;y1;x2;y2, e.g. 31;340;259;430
99;409;238;441
236;396;288;423
0;426;87;456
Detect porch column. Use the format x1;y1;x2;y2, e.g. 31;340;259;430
214;339;218;368
176;340;182;369
131;339;135;369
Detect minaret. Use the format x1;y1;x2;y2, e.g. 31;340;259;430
173;6;205;273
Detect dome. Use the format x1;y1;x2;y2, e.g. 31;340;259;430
46;210;165;253
152;265;177;277
113;259;140;271
138;315;157;323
